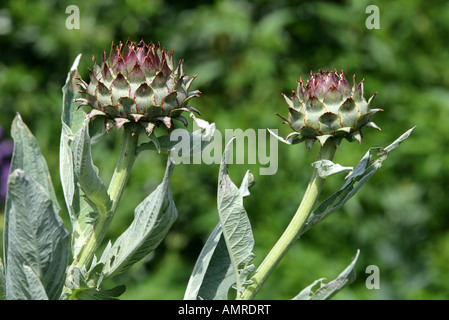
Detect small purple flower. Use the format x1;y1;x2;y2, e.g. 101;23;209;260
0;126;13;205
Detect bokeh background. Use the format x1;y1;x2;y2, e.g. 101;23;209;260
1;0;448;299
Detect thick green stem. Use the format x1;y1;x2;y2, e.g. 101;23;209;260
239;141;337;300
107;128;140;212
63;127;139;298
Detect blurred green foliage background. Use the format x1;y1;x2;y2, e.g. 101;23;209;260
1;0;448;299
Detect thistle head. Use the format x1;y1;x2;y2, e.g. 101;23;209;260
76;40;200;136
277;70;382;149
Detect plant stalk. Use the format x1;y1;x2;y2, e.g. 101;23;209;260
107;127;140;212
239;140;337;300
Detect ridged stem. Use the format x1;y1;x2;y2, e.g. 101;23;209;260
238;140;337;300
107;127;140;212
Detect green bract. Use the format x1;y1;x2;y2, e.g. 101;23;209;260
76;40;200;136
277;70;382;149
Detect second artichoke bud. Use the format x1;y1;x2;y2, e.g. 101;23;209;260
76;40;200;136
277;70;382;149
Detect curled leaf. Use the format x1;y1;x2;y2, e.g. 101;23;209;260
311;159;353;178
293;250;360;300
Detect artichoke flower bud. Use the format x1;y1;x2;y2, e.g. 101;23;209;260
76;40;200;136
277;70;382;149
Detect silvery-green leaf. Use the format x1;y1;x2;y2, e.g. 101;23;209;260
4;115;69;300
217;138;255;297
5;170;69;300
238;170;254;198
23;265;49;300
6;114;60;216
69;118;111;262
100;158;178;277
293;250;360;300
73;119;111;213
60;54;98;258
184;169;254;300
300;127;416;235
184;223;235;300
61;54;85;136
383;126;416;153
312;160;353;178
